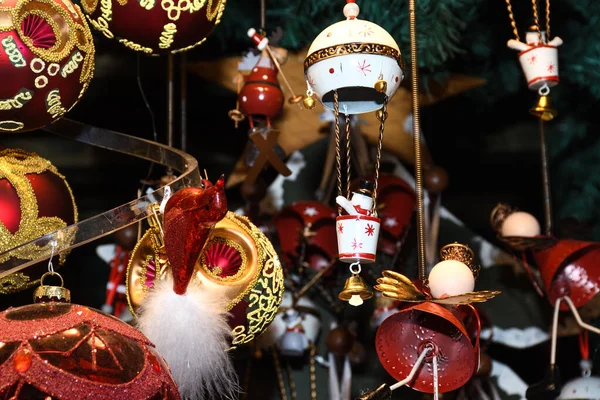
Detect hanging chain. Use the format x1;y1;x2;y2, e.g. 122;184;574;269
345;112;352;199
334;90;343;214
504;0;520;41
309;345;317;400
371;98;387;215
545;0;551;39
531;0;542;43
409;0;427;282
273;348;288;400
285;361;297;400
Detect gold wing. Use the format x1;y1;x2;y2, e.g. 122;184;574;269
374;270;427;302
428;290;501;305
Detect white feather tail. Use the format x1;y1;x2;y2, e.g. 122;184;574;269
137;276;239;400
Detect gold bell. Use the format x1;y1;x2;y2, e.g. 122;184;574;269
376;109;387;122
529;94;558;121
302;95;316;110
338;274;373;306
33;272;71;303
374;79;387;93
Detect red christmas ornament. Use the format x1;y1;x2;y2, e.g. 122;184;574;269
532;239;600;310
0;0;95;133
238;51;285;129
163;176;228;295
0;149;77;294
270;201;338;274
80;0;226;54
375;302;479;393
0;302;180;399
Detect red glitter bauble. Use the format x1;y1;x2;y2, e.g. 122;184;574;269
0;149;78;294
80;0;226;55
0;302;181;399
0;0;95;133
375;302;477;393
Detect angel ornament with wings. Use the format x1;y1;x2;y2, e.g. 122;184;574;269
357;243;500;400
375;242;500;305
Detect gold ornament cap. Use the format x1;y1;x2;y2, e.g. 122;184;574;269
439;242;480;279
490;203;515;233
33;272;71;303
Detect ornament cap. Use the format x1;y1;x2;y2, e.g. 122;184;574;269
33;272;71;303
489;202;515;233
439;242;479;278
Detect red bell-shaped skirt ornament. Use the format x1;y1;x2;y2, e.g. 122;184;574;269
375;302;479;393
532;239;600;310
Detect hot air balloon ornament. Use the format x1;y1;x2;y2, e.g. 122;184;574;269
357;243;500;399
229;29;304;186
302;0;405;305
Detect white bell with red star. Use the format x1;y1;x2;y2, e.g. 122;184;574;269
304;0;405;114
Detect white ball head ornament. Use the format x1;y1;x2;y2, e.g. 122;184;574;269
501;211;542;238
304;0;405;114
429;260;475;299
428;243;478;299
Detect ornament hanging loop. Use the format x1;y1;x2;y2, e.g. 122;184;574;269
349;261;362;275
47;239;58;274
538;83;550;96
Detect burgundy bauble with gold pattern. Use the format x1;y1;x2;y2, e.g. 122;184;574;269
532;239;600;310
270;200;338;274
376;302;479;393
0;148;77;294
80;0;226;54
0;0;95;133
0;302;180;399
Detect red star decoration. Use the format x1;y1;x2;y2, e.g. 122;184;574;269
338;223;344;234
548;63;555;73
357;60;372;76
528;56;536;64
365;224;375;236
351;238;363;250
